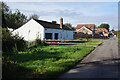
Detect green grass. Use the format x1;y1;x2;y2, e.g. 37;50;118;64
71;41;103;45
115;30;120;45
118;39;120;46
115;30;120;39
80;38;109;41
117;31;120;45
85;41;103;45
73;38;104;45
3;46;94;79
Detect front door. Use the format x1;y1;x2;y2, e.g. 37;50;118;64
55;33;58;39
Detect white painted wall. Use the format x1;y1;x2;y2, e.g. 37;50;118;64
77;26;93;34
12;19;73;41
12;19;44;41
44;28;73;40
103;33;109;37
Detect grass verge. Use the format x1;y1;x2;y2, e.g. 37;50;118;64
118;40;120;46
3;46;94;79
70;41;103;45
74;38;109;41
85;41;103;45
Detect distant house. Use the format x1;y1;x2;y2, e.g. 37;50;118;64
95;28;109;37
74;24;95;35
73;24;95;38
73;24;109;38
12;18;73;41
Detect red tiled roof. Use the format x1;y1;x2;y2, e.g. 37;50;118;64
95;28;108;33
74;24;95;31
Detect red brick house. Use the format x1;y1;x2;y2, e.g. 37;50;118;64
74;24;95;35
95;28;109;37
73;24;95;38
73;24;109;38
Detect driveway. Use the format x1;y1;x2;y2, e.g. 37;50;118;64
58;37;120;79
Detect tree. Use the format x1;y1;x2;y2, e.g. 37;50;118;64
111;29;114;32
97;25;101;28
2;2;27;29
64;23;73;30
52;21;57;24
2;28;27;51
99;24;110;31
1;2;10;28
28;14;39;20
6;9;27;29
95;25;97;28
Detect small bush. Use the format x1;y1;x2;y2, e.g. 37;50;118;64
85;33;91;42
2;28;27;52
12;43;18;54
35;38;44;46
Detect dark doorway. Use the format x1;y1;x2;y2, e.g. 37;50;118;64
55;33;58;39
45;33;52;39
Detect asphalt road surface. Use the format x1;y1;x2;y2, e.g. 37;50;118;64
58;37;120;80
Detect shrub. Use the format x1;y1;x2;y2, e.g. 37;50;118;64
85;33;91;42
35;38;44;46
2;28;27;52
114;30;120;38
12;43;18;54
108;33;113;37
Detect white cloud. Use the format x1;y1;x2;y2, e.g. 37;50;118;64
6;2;118;30
7;2;73;13
38;14;118;30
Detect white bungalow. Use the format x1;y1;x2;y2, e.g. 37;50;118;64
12;18;73;41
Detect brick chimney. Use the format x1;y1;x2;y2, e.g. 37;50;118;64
60;17;63;29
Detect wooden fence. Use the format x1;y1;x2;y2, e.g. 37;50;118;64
44;40;87;45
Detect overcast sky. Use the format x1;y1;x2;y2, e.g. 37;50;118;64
6;2;118;30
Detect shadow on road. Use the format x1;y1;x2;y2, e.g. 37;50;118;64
58;58;120;80
58;37;120;80
79;58;120;65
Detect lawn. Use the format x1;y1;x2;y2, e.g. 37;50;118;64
85;41;103;45
74;38;109;41
3;46;94;79
84;38;109;41
71;41;103;45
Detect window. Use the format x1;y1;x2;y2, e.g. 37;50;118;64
45;33;52;39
